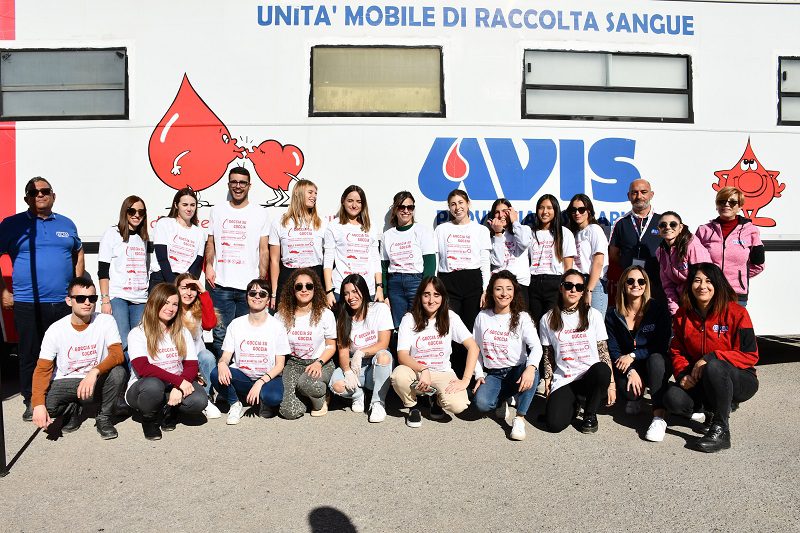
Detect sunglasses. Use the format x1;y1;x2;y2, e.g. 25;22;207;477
658;221;679;230
294;282;314;291
229;180;250;188
70;294;99;304
247;290;269;299
26;187;52;197
127;207;146;217
625;278;647;287
716;199;738;208
561;281;586;292
568;206;588;215
397;204;415;212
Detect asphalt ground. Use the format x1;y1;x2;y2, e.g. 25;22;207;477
0;338;798;532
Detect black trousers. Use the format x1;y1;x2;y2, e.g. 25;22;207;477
125;378;207;419
439;269;482;378
528;274;561;327
45;366;127;420
13;300;71;402
275;263;324;309
663;358;758;430
614;352;671;409
545;362;611;433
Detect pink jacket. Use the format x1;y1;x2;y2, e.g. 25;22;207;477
657;236;712;315
694;216;765;297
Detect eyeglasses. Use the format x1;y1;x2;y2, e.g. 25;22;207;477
658;221;679;230
229;180;250;188
625;278;647;287
561;281;586;292
247;290;269;299
398;204;415;212
70;294;98;304
26;187;52;197
127;208;146;217
716;199;738;208
294;282;314;291
567;206;588;215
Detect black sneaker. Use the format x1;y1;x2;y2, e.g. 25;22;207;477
406;408;422;428
62;403;83;433
161;406;178;431
95;416;118;440
142;419;162;441
22;401;33;422
430;399;445;420
259;403;277;419
579;414;599;434
691;423;731;453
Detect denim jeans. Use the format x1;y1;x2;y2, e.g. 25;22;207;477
208;285;249;357
387;272;423;328
210;366;283;407
589;279;608;317
197;348;216;396
473;365;539;417
329;350;393;405
109;297;145;357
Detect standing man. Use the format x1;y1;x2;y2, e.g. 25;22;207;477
0;177;84;421
205;168;270;357
608;178;664;302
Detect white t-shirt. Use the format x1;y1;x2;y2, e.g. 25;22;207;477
323;220;381;296
281;308;336;360
435;221;491;272
382;224;436;274
269;216;326;268
530;228;577;276
127;326;197;391
539;308;607;393
397;310;472;373
39;313;121;381
573;224;609;279
348;302;394;355
151;217;207;275
222;314;290;380
490;222;533;286
97;227;149;303
472;309;542;378
208;202;271;290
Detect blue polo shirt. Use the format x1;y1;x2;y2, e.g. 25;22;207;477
0;210;82;303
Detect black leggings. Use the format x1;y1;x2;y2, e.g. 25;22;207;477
440;269;482;378
528;274;561;326
614;353;670;409
663;358;758;430
545;362;611;433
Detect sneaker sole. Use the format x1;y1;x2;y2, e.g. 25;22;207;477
369;415;386;423
144;435;162;441
406;420;422;428
98;432;119;440
579;425;599;434
645;433;665;442
226;419;241;425
204;411;222;420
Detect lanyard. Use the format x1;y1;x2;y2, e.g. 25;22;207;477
630;211;654;243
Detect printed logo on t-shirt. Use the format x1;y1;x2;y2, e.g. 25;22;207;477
555;328;593;378
237;338;272;378
56;231;70;238
151;345;183;375
445;232;473;270
289;327;316;359
65;343;100;374
352;329;378;350
123;243;148;292
285;227;316;267
712;324;729;334
219;218;250;265
414;334;447;370
389;239;415;269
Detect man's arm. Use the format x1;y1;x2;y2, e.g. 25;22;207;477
0;267;12;310
73;248;85;277
258;236;270;280
204;235;216;287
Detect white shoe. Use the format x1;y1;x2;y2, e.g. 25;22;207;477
351;395;365;413
226;401;243;425
510;417;526;441
203;400;221;420
691;412;706;423
495;401;509;421
369;402;386;423
625;399;643;415
645;417;667;442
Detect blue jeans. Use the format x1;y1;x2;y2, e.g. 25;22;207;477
589;279;608;317
473;365;539;416
210;366;283;407
330;350;394;405
110;298;145;358
197;348;216;396
208;285;249;357
387;272;423;328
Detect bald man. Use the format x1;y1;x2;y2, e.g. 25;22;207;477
608;179;665;302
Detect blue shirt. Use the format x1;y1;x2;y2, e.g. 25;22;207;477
0;211;82;302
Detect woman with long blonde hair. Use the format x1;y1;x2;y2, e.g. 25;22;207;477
125;283;206;440
268;179;326;309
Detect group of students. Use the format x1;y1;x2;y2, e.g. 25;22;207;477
25;169;763;453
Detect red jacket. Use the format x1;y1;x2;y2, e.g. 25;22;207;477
669;301;758;379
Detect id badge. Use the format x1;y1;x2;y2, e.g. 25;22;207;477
632;259;646;268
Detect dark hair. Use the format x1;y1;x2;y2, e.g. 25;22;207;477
482;270;525;332
547;269;590;333
229;167;250;179
658;211;693;262
246;278;271;294
116;195;149;243
446;189;470;222
681;263;737;317
336;274;372;349
168;187;200;226
337;185;371;232
567;194;599;233
277;268;327;329
487;198;512;232
67;277;94;295
533;194;566;263
410;276;451;336
24;176;52;195
389;191;415;227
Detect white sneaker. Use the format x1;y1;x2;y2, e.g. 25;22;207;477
510;417;526;441
226;401;243;425
691;412;706;423
625;399;643;415
369;402;386;423
351;395;365;413
495;401;509;421
645;417;668;442
203;400;221;420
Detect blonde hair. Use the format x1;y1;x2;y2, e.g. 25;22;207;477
142;283;187;360
615;265;652;317
281;179;322;231
715;186;745;208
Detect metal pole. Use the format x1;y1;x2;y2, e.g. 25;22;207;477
0;354;8;477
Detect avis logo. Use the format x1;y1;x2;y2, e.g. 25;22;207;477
418;137;640;201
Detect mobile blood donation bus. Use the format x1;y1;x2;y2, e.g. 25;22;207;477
0;0;798;340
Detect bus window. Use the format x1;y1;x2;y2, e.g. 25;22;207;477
779;57;800;125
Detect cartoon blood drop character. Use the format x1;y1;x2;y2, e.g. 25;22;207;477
712;139;785;227
149;74;244;191
245;140;304;207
